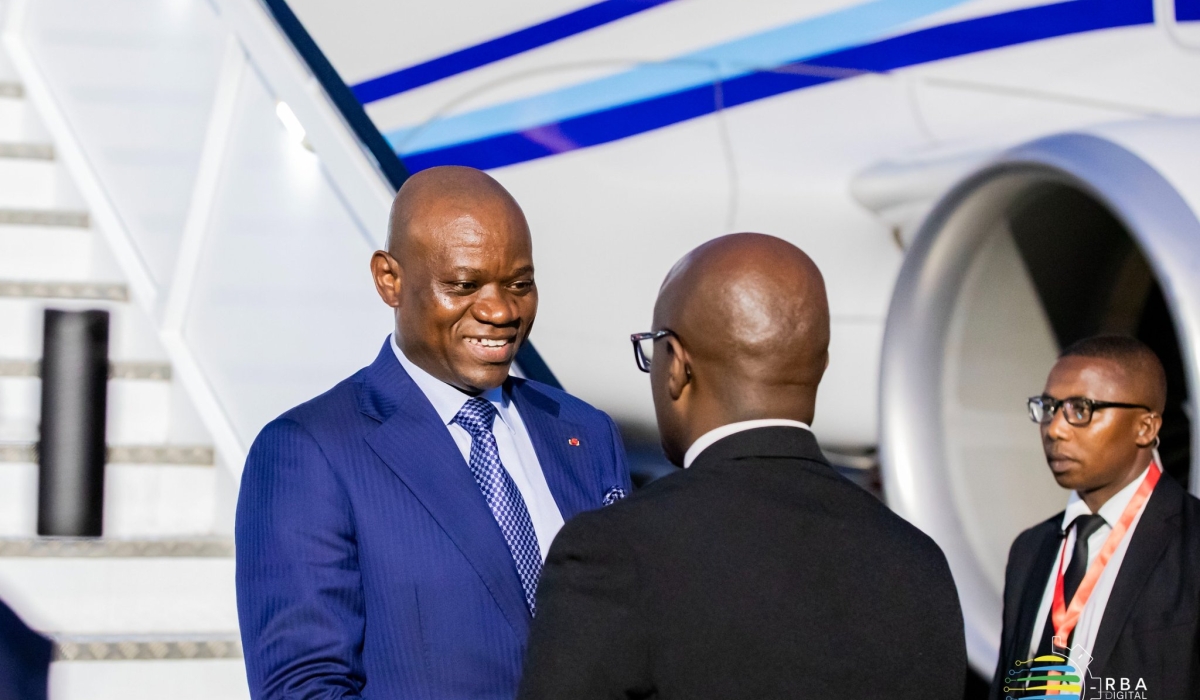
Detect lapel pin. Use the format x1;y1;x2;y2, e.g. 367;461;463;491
568;437;580;447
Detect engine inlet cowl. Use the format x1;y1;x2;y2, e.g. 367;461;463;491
879;119;1200;676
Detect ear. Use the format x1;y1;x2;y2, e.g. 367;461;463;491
664;335;692;401
371;250;402;308
1134;410;1163;449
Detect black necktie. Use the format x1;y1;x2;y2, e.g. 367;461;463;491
1035;513;1108;655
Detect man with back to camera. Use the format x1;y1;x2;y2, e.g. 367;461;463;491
517;233;967;700
235;166;631;699
991;336;1200;700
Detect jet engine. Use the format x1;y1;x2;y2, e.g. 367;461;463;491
878;119;1200;675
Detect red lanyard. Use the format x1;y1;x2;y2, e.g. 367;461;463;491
1050;461;1161;646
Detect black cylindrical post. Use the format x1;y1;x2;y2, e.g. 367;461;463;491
37;309;109;537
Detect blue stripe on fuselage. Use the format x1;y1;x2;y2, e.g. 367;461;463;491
400;0;1153;172
351;0;678;104
385;0;973;155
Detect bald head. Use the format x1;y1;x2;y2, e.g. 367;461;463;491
386;165;526;259
371;166;537;393
649;233;830;465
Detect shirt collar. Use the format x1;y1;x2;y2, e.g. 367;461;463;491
682;419;812;468
390;334;509;428
1061;464;1152;532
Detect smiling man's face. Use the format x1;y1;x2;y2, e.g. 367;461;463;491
1040;356;1150;496
373;176;537;394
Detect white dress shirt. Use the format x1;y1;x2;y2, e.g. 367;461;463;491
1026;464;1154;664
683;419;813;468
391;336;564;559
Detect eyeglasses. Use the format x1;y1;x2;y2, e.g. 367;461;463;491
630;330;675;373
1027;395;1153;426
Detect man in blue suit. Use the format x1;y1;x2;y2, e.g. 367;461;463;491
235;166;631;699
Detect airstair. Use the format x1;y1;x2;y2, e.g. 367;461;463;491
0;24;247;700
0;0;397;697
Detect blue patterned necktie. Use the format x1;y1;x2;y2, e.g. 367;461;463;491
453;397;543;615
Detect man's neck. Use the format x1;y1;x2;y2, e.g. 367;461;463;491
1077;450;1154;513
683;392;815;447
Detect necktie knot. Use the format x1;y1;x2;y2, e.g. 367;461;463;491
453;397;498;438
1071;513;1107;542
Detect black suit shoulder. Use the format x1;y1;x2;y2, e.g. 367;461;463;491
1002;514;1062;600
525;429;966;700
599;447;955;578
1010;515;1062;563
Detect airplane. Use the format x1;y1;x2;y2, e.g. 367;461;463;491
268;0;1200;675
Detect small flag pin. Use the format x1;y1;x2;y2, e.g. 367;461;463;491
568;437;580;446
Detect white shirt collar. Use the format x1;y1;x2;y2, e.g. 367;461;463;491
1061;464;1152;532
682;419;812;469
390;334;509;428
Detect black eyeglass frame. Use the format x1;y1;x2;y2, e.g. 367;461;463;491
1027;395;1154;426
630;330;676;373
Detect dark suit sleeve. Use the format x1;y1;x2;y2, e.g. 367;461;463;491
990;530;1035;700
235;419;365;699
518;510;651;700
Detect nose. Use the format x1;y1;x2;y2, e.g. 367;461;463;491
1043;405;1073;442
471;284;518;326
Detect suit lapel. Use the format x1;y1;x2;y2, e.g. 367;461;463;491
358;345;530;639
1089;475;1183;671
1010;523;1063;663
510;379;597;520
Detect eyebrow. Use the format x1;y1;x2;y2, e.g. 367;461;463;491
445;267;486;278
441;265;534;279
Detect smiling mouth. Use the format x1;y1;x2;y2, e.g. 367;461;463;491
464;336;517;362
466;337;510;348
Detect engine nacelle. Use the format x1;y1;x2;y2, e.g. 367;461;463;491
879;119;1200;675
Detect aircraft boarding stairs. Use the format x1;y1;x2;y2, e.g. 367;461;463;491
0;37;249;700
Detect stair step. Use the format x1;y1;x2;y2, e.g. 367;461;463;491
108;445;213;466
52;633;242;661
0;142;52;159
0;298;169;362
0;359;171;380
0;552;237;634
0;537;232;558
49;657;250;700
0;82;22;99
0;208;88;227
0;444;212;465
0;463;221;538
0;280;126;300
0;158;61;208
0;225;107;281
1;379;175;444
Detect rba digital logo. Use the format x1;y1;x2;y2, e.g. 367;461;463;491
1002;649;1149;699
1090;676;1150;698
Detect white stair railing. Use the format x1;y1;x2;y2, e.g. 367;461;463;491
4;0;397;476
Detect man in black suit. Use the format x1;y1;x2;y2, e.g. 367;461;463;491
517;232;967;700
991;335;1200;700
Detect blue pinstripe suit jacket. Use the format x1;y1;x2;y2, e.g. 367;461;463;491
235;341;632;699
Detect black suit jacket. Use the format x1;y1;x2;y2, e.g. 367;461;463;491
990;473;1200;700
518;426;967;700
